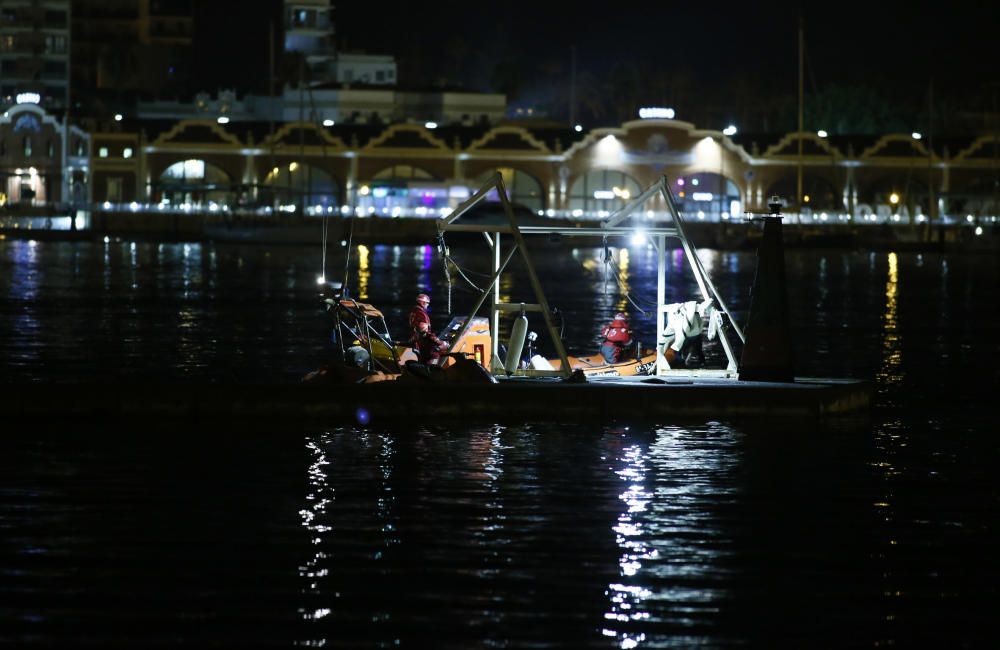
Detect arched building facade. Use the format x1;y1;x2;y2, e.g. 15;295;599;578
81;117;1000;224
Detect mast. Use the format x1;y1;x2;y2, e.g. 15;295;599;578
796;16;804;212
927;78;935;222
569;45;577;127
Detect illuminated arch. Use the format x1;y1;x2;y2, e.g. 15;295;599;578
674;172;743;220
261;161;340;210
156;159;232;205
567;169;641;215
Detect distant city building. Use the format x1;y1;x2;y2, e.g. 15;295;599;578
0;0;70;113
136;87;506;125
283;1;395;87
283;0;334;80
0;102;90;208
72;0;193;110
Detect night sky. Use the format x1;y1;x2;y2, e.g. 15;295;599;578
189;2;999;133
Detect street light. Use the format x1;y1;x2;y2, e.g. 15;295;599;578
817;129;828;138
889;192;900;205
723;125;737;136
912;132;922;140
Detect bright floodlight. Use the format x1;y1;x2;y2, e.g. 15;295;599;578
114;113;123;122
723;125;737;136
424;121;438;129
317;275;326;285
574;124;583;132
217;116;230;124
817;129;828;138
323;119;334;127
912;132;922;140
889;192;900;205
631;229;646;246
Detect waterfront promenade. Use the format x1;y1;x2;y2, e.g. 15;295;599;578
1;209;996;252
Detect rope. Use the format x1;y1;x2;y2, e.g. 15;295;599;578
603;245;653;315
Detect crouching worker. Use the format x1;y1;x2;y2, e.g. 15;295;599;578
414;321;448;365
661;301;709;368
600;312;633;363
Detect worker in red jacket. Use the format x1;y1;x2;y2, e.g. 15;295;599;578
409;293;447;363
600;312;633;363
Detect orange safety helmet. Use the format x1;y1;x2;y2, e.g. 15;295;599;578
416;293;431;305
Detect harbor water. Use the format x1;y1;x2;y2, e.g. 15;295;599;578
1;238;997;647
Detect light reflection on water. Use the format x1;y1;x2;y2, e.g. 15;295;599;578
1;240;999;647
604;425;739;648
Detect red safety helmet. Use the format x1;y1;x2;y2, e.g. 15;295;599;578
416;293;431;305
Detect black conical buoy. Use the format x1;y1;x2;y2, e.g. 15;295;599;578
739;198;795;382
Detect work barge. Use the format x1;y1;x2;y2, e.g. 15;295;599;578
9;174;871;428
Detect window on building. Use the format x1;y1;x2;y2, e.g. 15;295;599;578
123;147;133;159
107;177;122;202
99;147;108;158
44;10;67;27
23;137;31;157
387;70;395;80
45;35;67;54
376;70;385;82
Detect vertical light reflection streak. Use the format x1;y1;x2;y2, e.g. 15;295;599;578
298;431;336;634
616;249;630;313
873;251;904;641
603;442;653;649
603;427;738;648
357;245;370;299
878;252;902;393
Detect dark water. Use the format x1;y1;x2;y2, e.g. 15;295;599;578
1;238;998;647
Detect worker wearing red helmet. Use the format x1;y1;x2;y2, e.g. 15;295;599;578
409;293;446;363
600;311;633;363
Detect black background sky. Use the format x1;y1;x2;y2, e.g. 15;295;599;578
198;1;998;132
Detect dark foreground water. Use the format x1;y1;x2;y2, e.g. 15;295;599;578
1;238;998;647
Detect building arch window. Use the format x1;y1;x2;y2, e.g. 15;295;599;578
472;167;544;213
568;169;641;215
156;159;232;206
261;162;339;210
